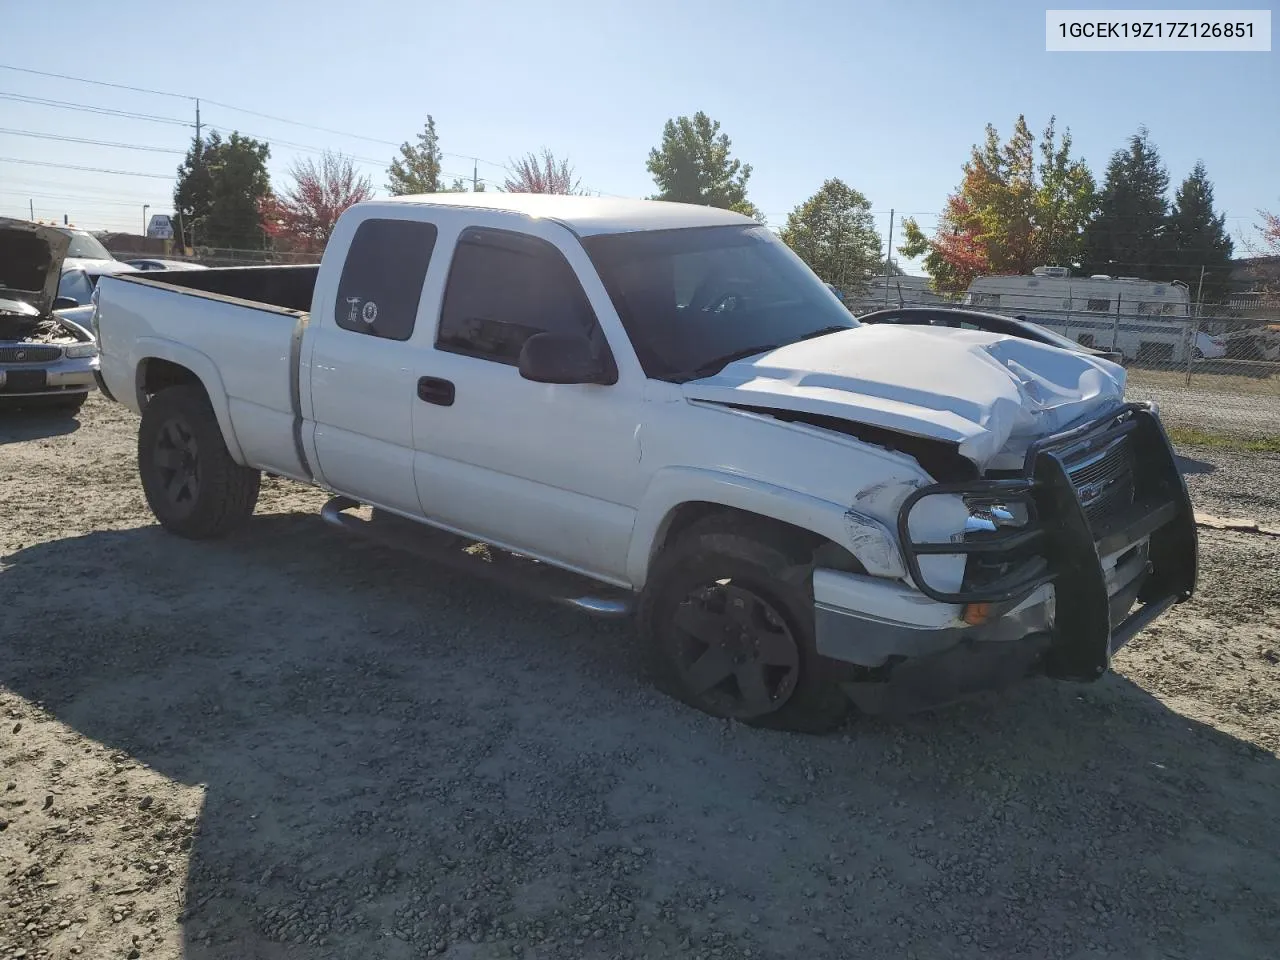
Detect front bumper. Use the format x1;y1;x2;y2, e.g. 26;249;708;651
0;356;98;398
815;402;1197;714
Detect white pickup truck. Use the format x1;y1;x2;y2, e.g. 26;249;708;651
93;193;1198;732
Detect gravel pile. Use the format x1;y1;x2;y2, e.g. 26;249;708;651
2;395;1277;960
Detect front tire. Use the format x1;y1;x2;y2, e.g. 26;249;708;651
137;384;260;539
638;514;849;734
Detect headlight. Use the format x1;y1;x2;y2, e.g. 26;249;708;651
65;344;98;359
961;497;1030;535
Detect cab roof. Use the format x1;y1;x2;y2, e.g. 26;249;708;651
374;192;756;237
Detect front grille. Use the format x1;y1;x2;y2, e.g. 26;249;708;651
1066;435;1135;531
0;345;62;363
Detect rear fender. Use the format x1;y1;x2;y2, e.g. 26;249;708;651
133;337;246;465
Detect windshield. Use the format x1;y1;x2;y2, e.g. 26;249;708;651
59;230;114;261
580;224;856;380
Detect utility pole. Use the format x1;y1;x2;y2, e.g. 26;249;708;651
1187;264;1207;386
29;199;33;220
472;158;478;192
191;99;202;250
883;208;895;306
142;204;150;237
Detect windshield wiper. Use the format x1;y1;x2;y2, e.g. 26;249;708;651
685;344;780;379
793;324;854;342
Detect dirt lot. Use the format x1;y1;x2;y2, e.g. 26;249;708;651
2;393;1277;960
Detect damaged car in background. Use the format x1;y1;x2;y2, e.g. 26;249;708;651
0;217;100;413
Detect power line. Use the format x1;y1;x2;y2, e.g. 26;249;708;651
0;127;184;154
0;189;166;209
0;92;192;127
0;64;619;193
0;63;194;101
0;157;176;179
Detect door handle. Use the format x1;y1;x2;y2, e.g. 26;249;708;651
417;376;455;406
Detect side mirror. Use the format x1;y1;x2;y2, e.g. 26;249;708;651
53;296;79;310
517;331;615;385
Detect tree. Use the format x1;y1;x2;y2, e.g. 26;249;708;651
259;151;375;254
898;115;1096;293
1255;205;1280;254
1079;127;1170;279
503;148;583;194
387;116;445;195
1166;161;1234;300
779;179;883;292
645;111;762;219
174;130;272;250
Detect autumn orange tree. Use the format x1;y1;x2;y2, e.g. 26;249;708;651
899;115;1097;293
260;150;375;253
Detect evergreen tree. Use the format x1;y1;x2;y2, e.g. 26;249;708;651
645;112;762;220
1080;127;1169;279
387;116;445;195
1167;161;1234;300
173;130;272;250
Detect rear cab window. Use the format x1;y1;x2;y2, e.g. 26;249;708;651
334;218;438;340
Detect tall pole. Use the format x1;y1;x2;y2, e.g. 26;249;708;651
29;199;34;220
191;99;201;250
883;208;895;306
142;204;150;237
472;158;478;192
1187;264;1206;386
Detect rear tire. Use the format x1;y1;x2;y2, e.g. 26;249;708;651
638;514;850;734
137;384;260;539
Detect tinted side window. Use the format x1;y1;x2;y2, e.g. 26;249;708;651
436;228;597;364
334;218;437;340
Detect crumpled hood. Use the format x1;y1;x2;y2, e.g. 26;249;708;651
0;218;71;318
681;324;1127;469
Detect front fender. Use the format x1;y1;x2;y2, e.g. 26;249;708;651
626;465;907;590
132;337;246;465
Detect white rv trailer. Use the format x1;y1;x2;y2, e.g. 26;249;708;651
963;267;1200;363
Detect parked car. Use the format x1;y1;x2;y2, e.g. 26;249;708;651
124;259;209;271
857;306;1126;364
0;218;101;412
92;194;1197;732
1190;330;1227;360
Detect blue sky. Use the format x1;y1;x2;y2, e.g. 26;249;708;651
0;0;1275;269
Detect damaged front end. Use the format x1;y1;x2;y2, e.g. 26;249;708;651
1;217;98;404
821;402;1197;714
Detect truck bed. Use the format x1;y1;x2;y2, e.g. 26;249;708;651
96;267;315;480
119;264;319;314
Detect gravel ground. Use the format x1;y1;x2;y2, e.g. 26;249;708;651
1126;382;1280;442
2;393;1278;960
1177;446;1280;528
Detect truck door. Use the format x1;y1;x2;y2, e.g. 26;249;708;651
306;216;440;517
408;221;647;583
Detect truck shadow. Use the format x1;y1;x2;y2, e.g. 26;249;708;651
1;514;1276;959
0;405;82;444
